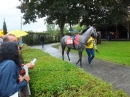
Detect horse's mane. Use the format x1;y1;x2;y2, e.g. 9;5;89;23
80;26;90;35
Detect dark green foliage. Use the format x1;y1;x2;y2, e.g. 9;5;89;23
17;0;130;40
21;47;128;97
17;0;130;28
22;32;60;45
3;19;7;35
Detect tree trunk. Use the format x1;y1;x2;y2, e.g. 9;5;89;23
60;25;64;40
115;23;117;32
59;14;65;40
127;21;130;38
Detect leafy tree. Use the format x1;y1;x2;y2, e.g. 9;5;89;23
63;24;69;34
17;0;130;38
46;24;56;33
17;0;85;39
3;19;7;35
73;23;86;33
46;23;68;35
80;0;130;27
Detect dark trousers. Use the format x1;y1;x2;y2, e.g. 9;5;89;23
40;42;44;48
86;48;94;65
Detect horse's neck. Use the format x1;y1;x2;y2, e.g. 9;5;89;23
81;29;91;42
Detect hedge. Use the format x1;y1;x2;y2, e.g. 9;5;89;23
21;46;128;97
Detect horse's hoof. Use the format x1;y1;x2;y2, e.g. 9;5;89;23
81;67;84;70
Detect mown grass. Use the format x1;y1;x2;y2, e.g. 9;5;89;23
94;41;130;66
53;41;130;66
21;46;129;97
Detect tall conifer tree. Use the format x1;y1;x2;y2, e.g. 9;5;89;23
3;19;7;35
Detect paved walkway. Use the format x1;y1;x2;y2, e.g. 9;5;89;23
31;43;130;96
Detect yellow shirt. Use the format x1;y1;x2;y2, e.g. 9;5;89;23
86;37;97;49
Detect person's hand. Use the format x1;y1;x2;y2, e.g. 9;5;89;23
95;48;97;50
18;75;24;83
19;44;24;50
95;49;99;53
24;75;30;82
26;62;35;69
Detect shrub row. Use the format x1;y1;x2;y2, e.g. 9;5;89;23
22;32;60;45
21;47;128;97
22;32;78;45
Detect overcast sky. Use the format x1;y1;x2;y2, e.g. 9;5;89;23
0;0;46;32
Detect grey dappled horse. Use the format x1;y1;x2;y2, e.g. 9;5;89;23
60;26;97;67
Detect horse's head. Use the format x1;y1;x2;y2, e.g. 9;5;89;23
89;26;97;38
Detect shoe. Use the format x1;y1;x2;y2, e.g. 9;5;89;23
89;63;92;68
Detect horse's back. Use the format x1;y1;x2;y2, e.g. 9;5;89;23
60;35;69;44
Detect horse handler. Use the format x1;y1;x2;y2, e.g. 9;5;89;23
86;34;97;67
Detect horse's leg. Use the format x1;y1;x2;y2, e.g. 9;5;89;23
67;48;71;61
76;51;82;67
61;45;66;60
79;51;82;67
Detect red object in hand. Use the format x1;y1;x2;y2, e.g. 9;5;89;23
20;69;25;75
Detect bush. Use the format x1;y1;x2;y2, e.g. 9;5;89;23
22;32;60;45
21;47;128;97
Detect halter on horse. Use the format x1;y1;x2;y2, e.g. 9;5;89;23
60;26;97;67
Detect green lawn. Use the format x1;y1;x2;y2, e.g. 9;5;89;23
53;41;130;66
92;41;130;66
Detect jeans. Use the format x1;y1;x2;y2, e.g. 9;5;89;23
86;48;95;65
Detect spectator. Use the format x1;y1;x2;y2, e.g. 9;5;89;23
0;42;30;97
39;35;45;48
108;32;112;41
97;31;101;44
105;32;109;41
2;34;35;69
3;34;18;42
2;34;35;97
0;37;3;45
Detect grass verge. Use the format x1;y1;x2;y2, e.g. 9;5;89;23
21;46;128;97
